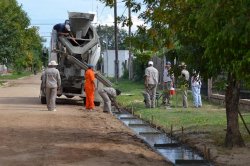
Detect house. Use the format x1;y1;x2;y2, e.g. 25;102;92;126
0;65;7;74
102;50;130;77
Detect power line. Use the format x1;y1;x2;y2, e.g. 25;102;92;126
98;4;107;23
121;7;127;17
30;24;54;26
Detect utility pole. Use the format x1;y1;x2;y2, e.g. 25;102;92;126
114;0;119;83
128;0;132;80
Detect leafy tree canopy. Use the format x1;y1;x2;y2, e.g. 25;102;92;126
97;25;128;50
0;0;43;71
99;0;250;147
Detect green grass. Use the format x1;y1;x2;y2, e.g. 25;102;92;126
114;79;144;107
116;79;250;145
0;80;6;86
0;71;32;80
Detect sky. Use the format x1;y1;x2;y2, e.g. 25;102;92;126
16;0;145;47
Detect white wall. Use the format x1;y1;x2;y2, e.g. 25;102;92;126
103;50;129;77
0;65;7;74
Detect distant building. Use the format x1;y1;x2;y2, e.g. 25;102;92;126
0;65;7;74
102;50;130;77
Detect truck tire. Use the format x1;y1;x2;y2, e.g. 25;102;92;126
41;96;46;104
94;101;101;106
65;95;74;98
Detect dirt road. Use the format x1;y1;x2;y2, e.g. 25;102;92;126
0;74;169;166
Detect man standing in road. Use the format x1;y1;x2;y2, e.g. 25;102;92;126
143;61;159;108
179;62;190;108
43;60;61;111
162;61;174;106
98;87;121;113
84;64;96;111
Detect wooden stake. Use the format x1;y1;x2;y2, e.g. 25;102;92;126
131;106;134;115
207;148;210;160
170;124;173;137
203;145;207;157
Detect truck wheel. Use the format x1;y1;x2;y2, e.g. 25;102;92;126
65;95;74;98
83;98;86;105
94;101;101;106
41;96;46;104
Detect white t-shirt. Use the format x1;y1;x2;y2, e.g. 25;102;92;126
181;69;190;81
163;68;173;82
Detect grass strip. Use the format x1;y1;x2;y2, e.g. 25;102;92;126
116;79;250;145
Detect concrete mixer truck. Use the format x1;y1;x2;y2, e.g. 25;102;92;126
40;12;112;105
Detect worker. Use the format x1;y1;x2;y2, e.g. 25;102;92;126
162;61;174;106
51;21;78;50
191;71;202;108
179;62;190;108
84;64;96;111
53;21;71;36
143;61;159;108
98;87;121;113
43;60;61;111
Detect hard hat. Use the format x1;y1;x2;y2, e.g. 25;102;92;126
179;62;186;67
48;60;58;66
87;64;94;68
148;61;153;65
65;24;71;31
166;61;171;65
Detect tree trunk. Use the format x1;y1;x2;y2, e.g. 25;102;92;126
224;73;245;147
207;78;212;100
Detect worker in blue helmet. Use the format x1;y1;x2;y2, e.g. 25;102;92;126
162;61;174;106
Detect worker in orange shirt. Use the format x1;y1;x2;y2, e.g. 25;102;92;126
84;64;96;111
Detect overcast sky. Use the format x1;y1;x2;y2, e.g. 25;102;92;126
16;0;145;47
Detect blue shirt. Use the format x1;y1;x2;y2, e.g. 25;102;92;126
53;23;69;33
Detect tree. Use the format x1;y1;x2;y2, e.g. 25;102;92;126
97;25;128;50
195;0;250;147
0;0;43;71
0;0;29;66
24;26;43;71
140;0;250;147
98;0;143;51
100;0;250;147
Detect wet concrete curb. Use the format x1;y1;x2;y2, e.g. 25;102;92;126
113;109;213;166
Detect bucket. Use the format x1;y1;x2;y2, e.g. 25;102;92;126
170;87;175;95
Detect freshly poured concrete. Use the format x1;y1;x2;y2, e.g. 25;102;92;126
140;133;176;146
116;112;211;166
157;146;203;163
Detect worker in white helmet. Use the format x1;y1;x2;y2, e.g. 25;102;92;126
42;60;61;111
143;61;159;108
